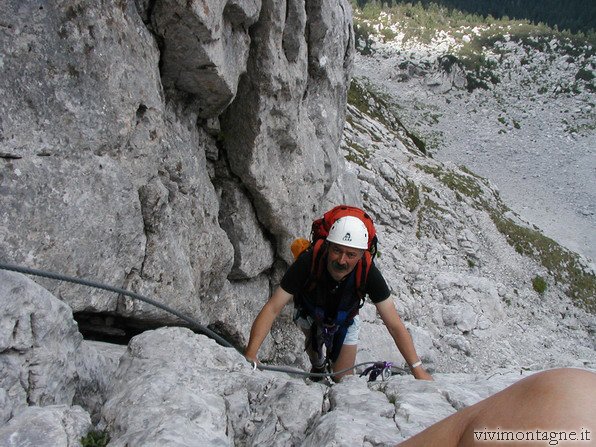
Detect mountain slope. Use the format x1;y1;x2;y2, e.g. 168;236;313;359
352;3;596;262
343;76;595;373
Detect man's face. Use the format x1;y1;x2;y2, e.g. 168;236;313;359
326;242;365;281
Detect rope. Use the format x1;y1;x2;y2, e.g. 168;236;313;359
0;262;234;349
0;262;402;381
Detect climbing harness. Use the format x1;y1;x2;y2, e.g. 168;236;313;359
0;261;402;382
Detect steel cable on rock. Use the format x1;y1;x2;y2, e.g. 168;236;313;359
0;261;402;380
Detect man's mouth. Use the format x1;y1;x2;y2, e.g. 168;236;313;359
332;261;347;271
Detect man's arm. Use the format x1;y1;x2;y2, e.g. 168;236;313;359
375;298;433;380
244;286;294;363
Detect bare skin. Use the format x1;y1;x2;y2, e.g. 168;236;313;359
245;242;432;382
397;368;596;447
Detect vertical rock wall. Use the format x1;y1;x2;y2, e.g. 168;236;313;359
221;0;359;263
0;0;358;347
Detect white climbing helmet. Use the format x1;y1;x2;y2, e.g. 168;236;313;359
326;216;369;250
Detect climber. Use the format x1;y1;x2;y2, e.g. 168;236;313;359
244;206;432;382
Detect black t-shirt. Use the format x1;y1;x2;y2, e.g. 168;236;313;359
280;250;390;304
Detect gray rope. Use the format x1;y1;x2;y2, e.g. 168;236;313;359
0;262;234;349
0;261;402;380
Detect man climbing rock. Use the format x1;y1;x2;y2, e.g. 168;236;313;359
245;206;432;382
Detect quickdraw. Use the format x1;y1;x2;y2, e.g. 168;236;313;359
359;361;394;382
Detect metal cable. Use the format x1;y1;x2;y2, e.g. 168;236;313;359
0;262;401;380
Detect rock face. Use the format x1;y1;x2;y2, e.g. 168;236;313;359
153;0;261;118
0;270;593;446
0;0;358;331
0;405;91;447
1;1;595;445
220;0;360;262
0;271;82;424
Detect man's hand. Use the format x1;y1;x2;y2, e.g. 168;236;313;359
245;352;259;366
412;366;433;381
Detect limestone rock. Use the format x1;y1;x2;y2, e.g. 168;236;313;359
0;156;145;312
220;0;358;262
218;179;275;280
205;275;272;352
0;1;236;322
0;0;162;156
442;302;477;333
0;271;81;423
0;405;91;447
384;371;525;440
99;327;325;446
153;0;261;118
304;376;399;446
74;341;127;423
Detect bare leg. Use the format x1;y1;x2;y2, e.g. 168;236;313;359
397;368;596;447
332;344;358;382
297;323;326;369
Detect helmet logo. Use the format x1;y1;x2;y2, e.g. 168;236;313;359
343;233;352;242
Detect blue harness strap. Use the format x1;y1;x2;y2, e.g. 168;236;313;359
298;270;361;363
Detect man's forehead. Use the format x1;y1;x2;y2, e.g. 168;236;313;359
328;242;364;254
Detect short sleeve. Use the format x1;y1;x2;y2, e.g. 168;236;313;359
366;264;390;303
280;250;312;295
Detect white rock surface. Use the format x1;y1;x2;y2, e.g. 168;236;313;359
0;405;91;447
0;271;82;423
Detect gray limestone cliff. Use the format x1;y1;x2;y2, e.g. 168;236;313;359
1;1;595;446
0;0;358;352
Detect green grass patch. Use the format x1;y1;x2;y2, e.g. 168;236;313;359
347;78;427;155
403;179;421;212
416;194;450;239
344;140;372;168
81;430;110;447
532;275;548;294
416;164;484;201
576;68;595;82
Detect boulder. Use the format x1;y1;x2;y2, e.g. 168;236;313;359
303;376;400;446
0;271;81;423
99;326;326;446
0;405;91;447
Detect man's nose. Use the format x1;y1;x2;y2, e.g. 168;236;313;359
338;253;348;264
